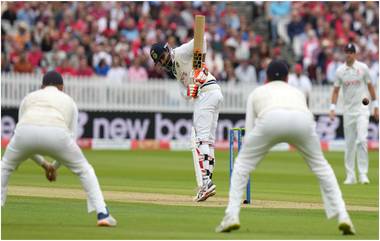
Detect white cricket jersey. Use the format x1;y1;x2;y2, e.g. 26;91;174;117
334;60;371;114
17;86;78;138
245;81;312;133
172;38;217;98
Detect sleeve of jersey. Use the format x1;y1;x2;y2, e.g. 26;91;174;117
363;65;371;84
18;96;28;121
69;100;79;140
177;37;206;55
245;92;256;133
31;154;46;166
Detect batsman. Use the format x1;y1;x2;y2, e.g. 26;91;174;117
150;15;223;202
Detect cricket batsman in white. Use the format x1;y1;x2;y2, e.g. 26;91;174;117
216;60;355;235
150;38;223;202
1;71;117;227
329;43;379;185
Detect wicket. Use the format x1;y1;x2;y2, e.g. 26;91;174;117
229;127;251;204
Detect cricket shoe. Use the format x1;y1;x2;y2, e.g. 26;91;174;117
359;174;370;184
338;218;356;235
193;180;216;202
215;214;240;233
97;208;117;227
343;176;357;185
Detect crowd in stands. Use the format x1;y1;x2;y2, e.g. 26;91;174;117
1;2;379;86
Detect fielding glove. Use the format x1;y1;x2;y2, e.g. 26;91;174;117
192;65;208;85
187;84;199;98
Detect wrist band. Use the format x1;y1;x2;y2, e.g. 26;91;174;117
330;104;336;111
373;100;379;108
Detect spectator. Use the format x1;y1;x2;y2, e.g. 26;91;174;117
12;22;31;50
288;64;312;105
267;2;291;44
128;57;148;82
326;52;343;85
95;58;110;76
27;43;43;68
287;10;305;43
1;53;12;73
56;58;76;76
76;58;94;77
14;52;34;73
1;2;378;86
92;43;112;68
106;56;128;84
219;60;237;85
235;59;257;84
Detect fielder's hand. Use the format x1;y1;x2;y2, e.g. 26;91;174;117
42;163;57;182
187;84;199;98
192;65;208;85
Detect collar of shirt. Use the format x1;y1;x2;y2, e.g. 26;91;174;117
344;60;357;70
44;86;59;91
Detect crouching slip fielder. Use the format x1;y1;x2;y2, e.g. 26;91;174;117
150;38;223;202
216;60;355;235
1;71;117;227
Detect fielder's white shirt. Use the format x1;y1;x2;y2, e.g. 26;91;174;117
334;60;371;115
18;86;78;139
245;81;312;133
172;37;217;98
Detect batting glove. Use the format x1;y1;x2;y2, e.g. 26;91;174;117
192;65;208;85
187;84;199;98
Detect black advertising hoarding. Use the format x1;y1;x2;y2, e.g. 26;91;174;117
1;107;379;141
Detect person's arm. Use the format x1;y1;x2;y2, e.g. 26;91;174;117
364;65;379;121
31;155;56;182
330;70;341;120
245;92;256;133
329;86;340;120
68;101;79;140
18;96;28;121
368;83;378;121
177;36;207;58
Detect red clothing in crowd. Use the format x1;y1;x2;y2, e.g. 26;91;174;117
76;67;94;77
27;50;43;67
56;66;77;76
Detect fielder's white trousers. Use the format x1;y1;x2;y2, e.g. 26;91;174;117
1;124;107;214
343;113;369;179
226;109;348;220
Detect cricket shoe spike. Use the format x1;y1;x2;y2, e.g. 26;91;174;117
215;214;240;233
97;208;117;227
194;179;216;202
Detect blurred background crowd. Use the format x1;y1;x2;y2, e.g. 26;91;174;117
1;1;379;86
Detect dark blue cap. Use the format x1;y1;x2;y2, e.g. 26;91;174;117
42;71;63;86
344;43;356;53
150;42;167;64
266;60;289;81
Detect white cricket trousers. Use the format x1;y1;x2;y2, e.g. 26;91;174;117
226;109;348;219
1;124;107;214
193;88;223;144
192;87;223;185
343;113;369;178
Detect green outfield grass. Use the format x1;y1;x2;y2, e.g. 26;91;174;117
1;150;379;239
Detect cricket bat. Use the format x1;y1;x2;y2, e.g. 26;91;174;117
193;15;205;70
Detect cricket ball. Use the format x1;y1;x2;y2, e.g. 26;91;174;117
362;98;369;105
